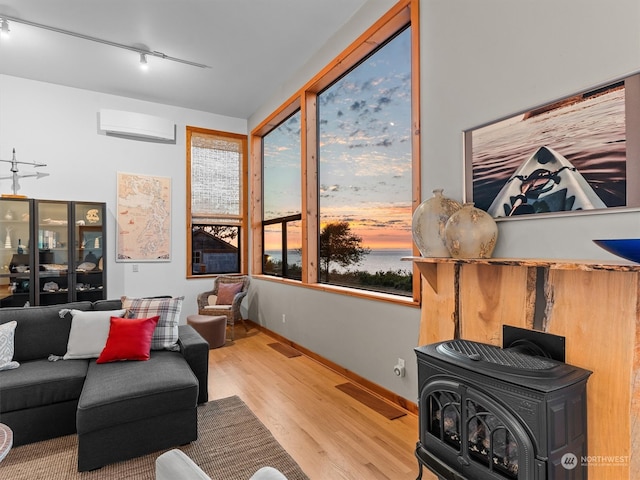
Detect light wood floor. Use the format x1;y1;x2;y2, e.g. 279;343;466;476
207;326;430;480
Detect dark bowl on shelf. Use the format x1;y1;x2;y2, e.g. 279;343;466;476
593;239;640;264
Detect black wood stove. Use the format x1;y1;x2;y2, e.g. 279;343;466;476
415;335;591;480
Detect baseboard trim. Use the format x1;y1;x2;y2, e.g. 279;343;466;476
246;320;418;416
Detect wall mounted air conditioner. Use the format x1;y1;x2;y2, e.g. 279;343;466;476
98;109;175;142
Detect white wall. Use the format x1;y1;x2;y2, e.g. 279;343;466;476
421;0;640;259
247;0;640;403
0;74;246;318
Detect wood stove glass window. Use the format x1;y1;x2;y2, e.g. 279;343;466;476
428;391;461;451
467;399;519;479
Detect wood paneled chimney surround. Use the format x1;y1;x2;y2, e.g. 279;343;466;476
410;257;639;480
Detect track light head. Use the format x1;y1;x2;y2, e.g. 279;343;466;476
139;52;148;71
0;18;10;38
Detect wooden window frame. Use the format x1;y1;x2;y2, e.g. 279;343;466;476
261;109;303;280
251;0;421;304
186;126;248;278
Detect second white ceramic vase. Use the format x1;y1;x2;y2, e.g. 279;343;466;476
444;202;498;258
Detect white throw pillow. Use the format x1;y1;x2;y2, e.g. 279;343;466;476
0;321;19;371
63;309;126;360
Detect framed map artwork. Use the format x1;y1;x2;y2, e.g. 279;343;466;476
116;172;171;262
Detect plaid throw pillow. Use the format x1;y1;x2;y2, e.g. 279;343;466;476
121;296;184;351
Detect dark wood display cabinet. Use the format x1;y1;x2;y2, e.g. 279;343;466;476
0;198;106;307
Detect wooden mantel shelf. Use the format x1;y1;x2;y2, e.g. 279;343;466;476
404;256;640;293
409;255;640;480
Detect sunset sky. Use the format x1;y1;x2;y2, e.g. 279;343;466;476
263;27;412;251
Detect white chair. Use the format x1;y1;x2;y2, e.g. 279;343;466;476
155;449;288;480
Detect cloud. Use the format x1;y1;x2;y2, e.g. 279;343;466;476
350;100;367;112
280;28;413;248
319;184;342;198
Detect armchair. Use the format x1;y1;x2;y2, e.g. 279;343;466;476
197;275;249;340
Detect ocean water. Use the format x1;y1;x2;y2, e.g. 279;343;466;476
265;248;413;274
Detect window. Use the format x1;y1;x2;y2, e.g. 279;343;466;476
317;27;413;295
252;0;419;301
187;127;247;277
262;111;302;280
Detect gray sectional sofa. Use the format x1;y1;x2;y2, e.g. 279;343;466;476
0;299;209;471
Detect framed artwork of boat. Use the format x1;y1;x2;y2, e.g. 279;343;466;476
464;71;640;219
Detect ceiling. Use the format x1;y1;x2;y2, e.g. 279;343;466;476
0;0;369;119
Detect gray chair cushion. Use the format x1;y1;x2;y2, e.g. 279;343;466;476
77;351;198;434
0;358;89;412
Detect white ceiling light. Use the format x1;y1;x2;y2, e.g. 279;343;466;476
139;53;148;71
0;13;210;69
0;18;9;38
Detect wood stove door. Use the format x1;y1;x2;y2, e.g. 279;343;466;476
420;380;539;480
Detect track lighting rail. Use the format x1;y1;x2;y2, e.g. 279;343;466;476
0;13;211;69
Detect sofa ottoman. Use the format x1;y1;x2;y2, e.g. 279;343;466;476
76;351;199;471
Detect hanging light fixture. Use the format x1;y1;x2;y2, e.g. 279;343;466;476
0;18;10;38
0;148;49;198
139;52;148;71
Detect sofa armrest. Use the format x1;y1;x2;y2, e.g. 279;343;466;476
177;325;209;405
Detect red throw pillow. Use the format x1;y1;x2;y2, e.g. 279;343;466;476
96;316;160;364
216;282;243;305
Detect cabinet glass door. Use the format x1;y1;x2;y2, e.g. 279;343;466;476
73;203;105;302
0;198;32;307
35;200;71;305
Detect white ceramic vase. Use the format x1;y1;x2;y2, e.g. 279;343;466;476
444;202;498;259
412;189;462;257
4;227;12;249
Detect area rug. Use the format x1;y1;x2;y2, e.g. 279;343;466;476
2;396;309;480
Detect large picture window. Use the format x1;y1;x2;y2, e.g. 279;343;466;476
252;0;419;302
262;111;302;280
187;127;247;277
318;26;412;295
